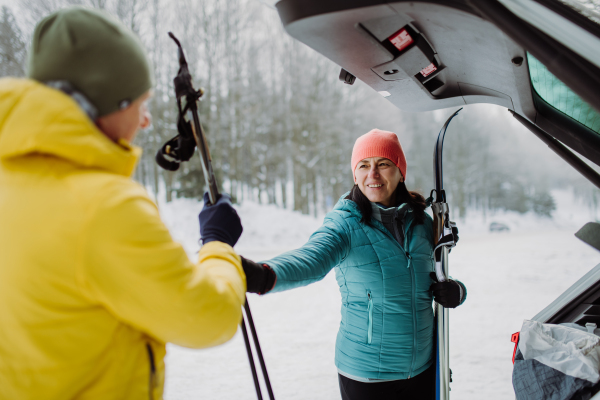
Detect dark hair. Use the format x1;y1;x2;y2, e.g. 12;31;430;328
345;182;426;225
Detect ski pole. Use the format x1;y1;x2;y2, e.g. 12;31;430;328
431;108;461;400
240;315;263;400
156;32;275;400
245;301;276;400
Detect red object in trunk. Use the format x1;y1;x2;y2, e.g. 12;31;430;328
511;332;520;364
388;28;414;52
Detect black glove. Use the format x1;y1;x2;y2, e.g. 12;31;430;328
452;225;459;245
199;192;243;247
430;272;464;308
241;257;277;294
448;225;459;254
435;224;459;259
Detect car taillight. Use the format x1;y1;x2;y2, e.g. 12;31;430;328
388;28;413;52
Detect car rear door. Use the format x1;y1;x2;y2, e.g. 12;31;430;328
273;0;600;167
271;0;600;333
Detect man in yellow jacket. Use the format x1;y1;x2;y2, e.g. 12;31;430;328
0;7;247;400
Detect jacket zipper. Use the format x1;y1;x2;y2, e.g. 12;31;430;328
374;219;405;253
374;206;412;257
146;343;156;400
392;208;405;257
407;252;418;378
367;291;373;344
374;206;417;373
402;221;418;378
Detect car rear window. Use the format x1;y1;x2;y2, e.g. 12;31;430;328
557;0;600;26
527;53;600;134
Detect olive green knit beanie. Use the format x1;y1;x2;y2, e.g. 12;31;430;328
27;6;153;117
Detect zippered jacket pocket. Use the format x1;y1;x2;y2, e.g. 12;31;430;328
367;291;373;344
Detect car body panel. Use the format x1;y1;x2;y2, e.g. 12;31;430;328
274;0;600;165
498;0;600;70
533;263;600;325
278;1;531;114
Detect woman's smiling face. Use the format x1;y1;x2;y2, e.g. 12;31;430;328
354;157;403;207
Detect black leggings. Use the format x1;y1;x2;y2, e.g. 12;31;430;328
338;364;436;400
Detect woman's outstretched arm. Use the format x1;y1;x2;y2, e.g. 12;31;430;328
262;212;351;293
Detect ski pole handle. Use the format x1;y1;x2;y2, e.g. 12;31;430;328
167;32;220;205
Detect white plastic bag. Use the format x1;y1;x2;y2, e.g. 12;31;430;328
519;319;600;383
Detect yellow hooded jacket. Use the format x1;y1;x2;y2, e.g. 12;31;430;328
0;79;246;399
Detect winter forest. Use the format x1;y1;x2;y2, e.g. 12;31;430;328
1;0;600;219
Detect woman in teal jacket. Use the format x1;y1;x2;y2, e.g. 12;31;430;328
242;129;466;400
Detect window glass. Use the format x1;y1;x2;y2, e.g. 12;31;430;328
256;0;280;8
527;53;600;133
557;0;600;25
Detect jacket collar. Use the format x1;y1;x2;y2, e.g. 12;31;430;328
371;202;410;224
334;192;413;222
0;78;140;177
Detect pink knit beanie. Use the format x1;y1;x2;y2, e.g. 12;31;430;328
351;129;407;179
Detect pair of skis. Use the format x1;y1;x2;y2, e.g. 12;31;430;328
156;33;275;400
432;108;462;400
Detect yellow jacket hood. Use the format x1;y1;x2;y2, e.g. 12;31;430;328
0;78;140;176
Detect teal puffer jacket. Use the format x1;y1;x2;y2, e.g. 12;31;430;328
267;197;437;380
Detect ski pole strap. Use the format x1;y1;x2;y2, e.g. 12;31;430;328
425;196;433;208
155;116;197;171
434;233;456;260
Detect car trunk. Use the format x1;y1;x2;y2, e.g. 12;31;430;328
271;0;600;397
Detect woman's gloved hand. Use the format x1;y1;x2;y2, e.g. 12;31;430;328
430;272;465;308
199;192;243;247
241;257;277;294
452;225;459;245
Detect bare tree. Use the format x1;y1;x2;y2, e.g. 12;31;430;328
8;0;579;216
0;6;27;77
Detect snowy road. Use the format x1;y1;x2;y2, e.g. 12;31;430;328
161;199;600;400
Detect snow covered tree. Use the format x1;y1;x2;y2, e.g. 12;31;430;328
0;6;27;77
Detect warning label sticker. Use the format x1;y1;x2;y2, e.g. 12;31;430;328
420;63;437;77
388;29;413;52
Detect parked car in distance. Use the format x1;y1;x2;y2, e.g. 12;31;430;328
489;222;510;232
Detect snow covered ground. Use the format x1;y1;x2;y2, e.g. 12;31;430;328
159;193;600;400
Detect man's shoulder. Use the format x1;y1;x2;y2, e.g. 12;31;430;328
67;169;154;212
